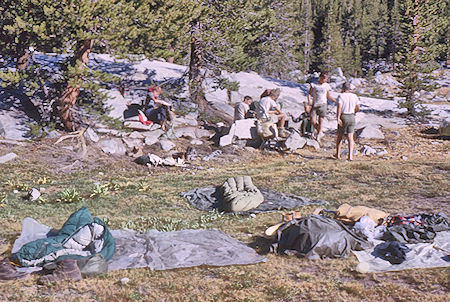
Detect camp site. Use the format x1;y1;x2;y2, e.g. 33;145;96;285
0;1;449;301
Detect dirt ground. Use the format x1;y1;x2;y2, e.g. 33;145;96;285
0;125;448;301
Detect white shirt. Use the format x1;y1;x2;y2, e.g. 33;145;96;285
234;102;250;121
311;83;332;106
337;92;359;114
257;96;278;118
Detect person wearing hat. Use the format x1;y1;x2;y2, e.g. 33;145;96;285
335;82;360;160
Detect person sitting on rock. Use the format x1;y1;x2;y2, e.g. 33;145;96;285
256;88;289;138
234;96;255;121
307;72;336;142
335;82;360;161
144;86;171;130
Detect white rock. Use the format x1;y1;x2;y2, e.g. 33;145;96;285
233;119;258;140
84;128;99;143
401;156;408;161
174;127;197;139
219;134;234;147
27;188;41;201
284;132;307;151
0;152;18;164
122;138;142;149
123;121;154;131
360;145;376;156
98;138;127;155
190;139;203;145
305;138;320;150
159;139;176;151
120;277;130;285
375;150;388;156
128;131;145;139
195;128;214;138
359;126;385;139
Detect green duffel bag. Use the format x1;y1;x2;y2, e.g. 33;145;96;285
220;176;264;212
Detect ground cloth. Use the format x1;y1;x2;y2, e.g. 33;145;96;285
352;231;450;272
12;218;266;273
181;187;327;213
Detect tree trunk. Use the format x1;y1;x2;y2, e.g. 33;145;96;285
189;20;206;111
167;45;175;64
57;39;93;131
16;33;30;71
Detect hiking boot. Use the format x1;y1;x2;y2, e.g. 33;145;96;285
38;259;82;284
0;258;28;281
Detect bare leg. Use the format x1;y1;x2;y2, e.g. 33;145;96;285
317;116;324;136
311;114;318;132
335;132;343;159
347;132;355;161
277;113;286;128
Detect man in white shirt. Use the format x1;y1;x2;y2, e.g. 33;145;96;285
256;88;288;137
335;82;360;161
306;72;336;142
234;96;253;121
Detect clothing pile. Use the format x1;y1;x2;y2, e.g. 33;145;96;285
270;203;450;272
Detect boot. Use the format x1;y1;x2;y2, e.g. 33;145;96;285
38;259;82;284
0;258;29;281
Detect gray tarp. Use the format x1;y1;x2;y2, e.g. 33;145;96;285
352;231;450;272
272;215;372;259
12;218;266;273
181;187;327;213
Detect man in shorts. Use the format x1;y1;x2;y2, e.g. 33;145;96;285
256;88;289;137
306;72;336;142
335;82;360;161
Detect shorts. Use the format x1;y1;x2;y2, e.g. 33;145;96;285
338;114;356;134
311;104;327;118
145;106;166;123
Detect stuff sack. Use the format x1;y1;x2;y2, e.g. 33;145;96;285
219;176;264;212
335;203;389;225
256;120;278;139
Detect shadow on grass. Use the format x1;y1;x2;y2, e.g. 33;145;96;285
248;235;275;255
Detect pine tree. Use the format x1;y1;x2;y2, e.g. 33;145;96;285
395;0;447;115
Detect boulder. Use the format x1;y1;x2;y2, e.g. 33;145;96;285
27;188;41;201
84;128;99;143
305;138;320;150
96;128;121;136
159;139;176;151
360;145;376;156
284;132;307;151
440;118;450;136
128;131;145;139
122;138;143;149
98;138;127;155
358;125;385;139
195;128;214;138
219;134;234;147
190;139;203;145
233;119;258;140
0;152;17;164
174;127;197;139
172;117;198;127
142;129;165;146
123;121;154;131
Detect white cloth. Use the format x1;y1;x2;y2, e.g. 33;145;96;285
257;97;278;119
234;102;249;121
311;83;332;106
337;92;359;114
